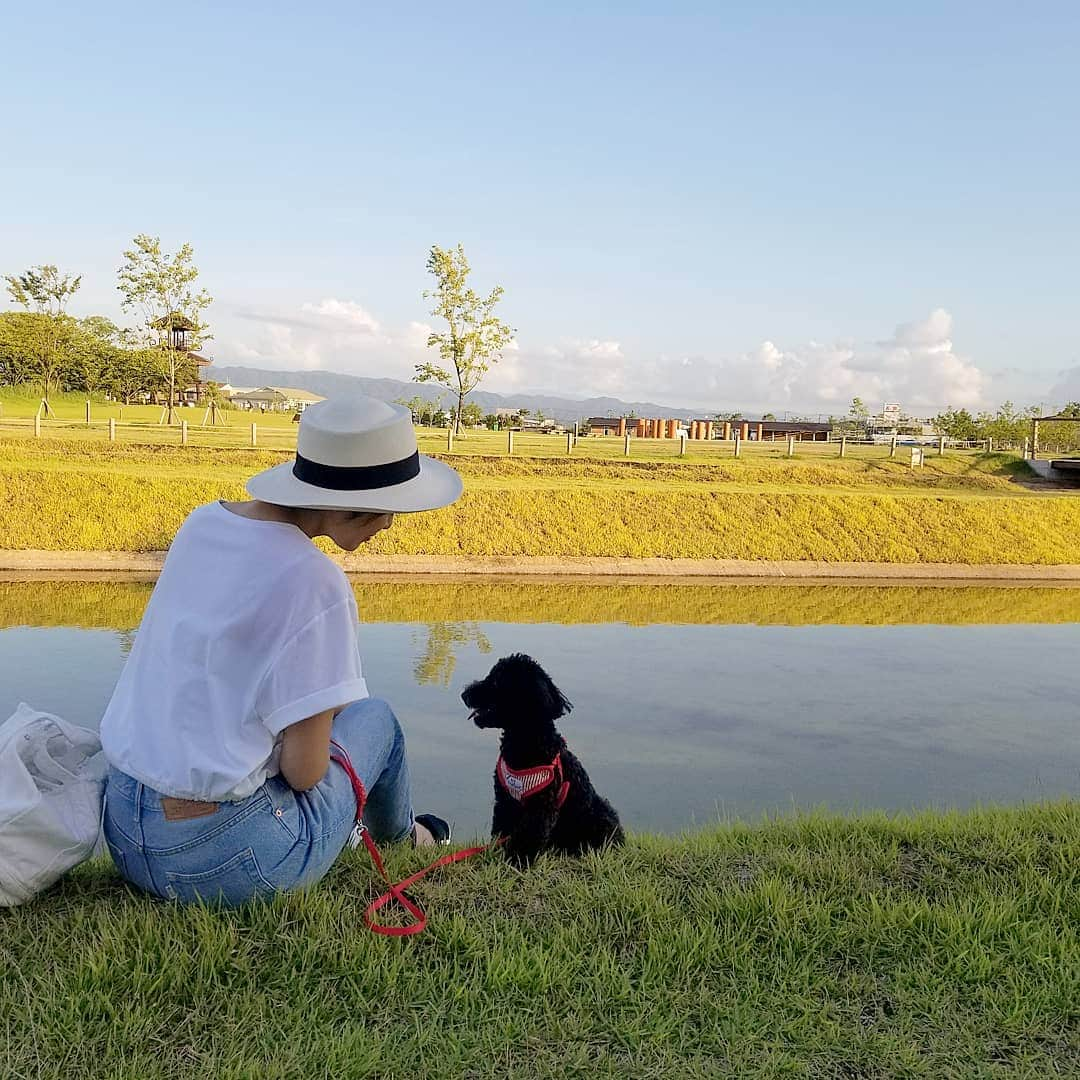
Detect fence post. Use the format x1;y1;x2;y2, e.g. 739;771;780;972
733;434;741;458
839;436;847;458
507;429;514;456
34;413;41;437
250;423;257;447
447;428;454;452
679;433;687;457
181;420;188;445
987;437;993;453
109;418;116;442
566;431;573;455
623;432;631;456
938;435;945;456
1023;437;1030;458
890;435;898;458
85;400;91;423
787;435;795;457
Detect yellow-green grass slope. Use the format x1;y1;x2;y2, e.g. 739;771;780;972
4;803;1078;1078
3;437;1080;563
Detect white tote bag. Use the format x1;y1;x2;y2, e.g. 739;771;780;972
0;703;107;906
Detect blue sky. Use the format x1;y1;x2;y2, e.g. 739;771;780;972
3;2;1078;413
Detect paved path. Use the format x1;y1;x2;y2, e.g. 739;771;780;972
3;550;1080;581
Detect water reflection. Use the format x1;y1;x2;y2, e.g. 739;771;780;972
6;575;1080;631
413;622;492;686
1;578;1078;836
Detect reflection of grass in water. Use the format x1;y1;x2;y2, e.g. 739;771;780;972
412;622;492;686
4;579;1080;632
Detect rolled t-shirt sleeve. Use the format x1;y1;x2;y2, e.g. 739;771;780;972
256;598;369;735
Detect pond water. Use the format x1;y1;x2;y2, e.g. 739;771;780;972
1;577;1078;837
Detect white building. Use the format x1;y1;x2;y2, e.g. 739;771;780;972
226;386;326;412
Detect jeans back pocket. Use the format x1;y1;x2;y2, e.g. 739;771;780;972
164;847;277;906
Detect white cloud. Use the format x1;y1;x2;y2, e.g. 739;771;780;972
634;309;988;414
218;301;995;414
299;298;382;334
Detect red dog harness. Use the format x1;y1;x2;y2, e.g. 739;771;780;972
496;752;571;810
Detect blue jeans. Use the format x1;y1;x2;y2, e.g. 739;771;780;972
103;698;414;906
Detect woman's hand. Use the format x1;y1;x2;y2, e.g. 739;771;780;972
279;707;336;790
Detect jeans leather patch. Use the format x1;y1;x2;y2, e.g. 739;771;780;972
161;797;220;821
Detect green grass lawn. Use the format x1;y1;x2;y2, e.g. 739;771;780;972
3;803;1077;1078
0;388;1033;470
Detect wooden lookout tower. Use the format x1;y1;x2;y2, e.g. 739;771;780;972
151;312;212;403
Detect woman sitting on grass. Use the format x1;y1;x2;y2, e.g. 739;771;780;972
100;398;462;905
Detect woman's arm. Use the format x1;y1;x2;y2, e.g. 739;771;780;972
279;707;336;791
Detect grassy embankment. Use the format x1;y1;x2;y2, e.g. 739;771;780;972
2;431;1080;563
3;803;1077;1078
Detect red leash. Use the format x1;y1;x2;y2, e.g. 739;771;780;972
330;741;500;936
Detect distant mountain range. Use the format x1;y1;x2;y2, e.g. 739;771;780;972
207;365;718;423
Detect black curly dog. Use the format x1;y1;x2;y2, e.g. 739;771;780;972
462;653;624;866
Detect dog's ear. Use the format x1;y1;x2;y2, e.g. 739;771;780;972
534;665;573;720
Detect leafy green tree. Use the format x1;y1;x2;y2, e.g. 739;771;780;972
4;265;82;412
118;235;212;423
460;401;485;428
978;401;1030;449
761;412;777;421
849;397;869;420
73;316;126;397
106;346;160;405
483;412;500;430
415;244;515;435
0;312;38;387
933;407;979;441
395;395;427;424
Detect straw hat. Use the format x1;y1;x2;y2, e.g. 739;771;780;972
245;397;462;513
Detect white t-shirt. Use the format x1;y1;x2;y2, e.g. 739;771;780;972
100;501;369;801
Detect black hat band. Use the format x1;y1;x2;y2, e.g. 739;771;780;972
292;450;421;491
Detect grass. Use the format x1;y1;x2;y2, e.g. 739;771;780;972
3;802;1077;1078
6;578;1080;632
2;426;1080;564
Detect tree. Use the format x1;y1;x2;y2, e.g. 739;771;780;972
849;397;869;420
761;412;777;421
395;395;426;424
0;312;38;387
4;265;82;412
106;345;160;405
73;316;126;397
460;401;485;428
415;244;515;435
933;407;978;441
483;412;500;430
117;235;212;423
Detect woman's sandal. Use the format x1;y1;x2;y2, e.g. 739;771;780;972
412;813;452;847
